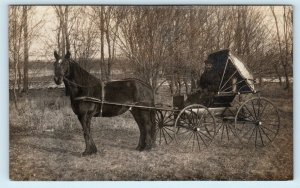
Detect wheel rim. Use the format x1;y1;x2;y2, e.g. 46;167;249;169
174;104;216;151
235;97;280;147
154;110;176;145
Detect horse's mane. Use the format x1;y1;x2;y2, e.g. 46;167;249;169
120;78;153;90
68;59;152;90
69;59;101;84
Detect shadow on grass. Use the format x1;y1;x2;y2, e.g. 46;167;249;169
16;141;82;157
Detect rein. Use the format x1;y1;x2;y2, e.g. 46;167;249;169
63;77;101;88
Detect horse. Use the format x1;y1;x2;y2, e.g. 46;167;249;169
53;51;156;156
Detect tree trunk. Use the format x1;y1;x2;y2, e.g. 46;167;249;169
23;6;29;93
271;7;286;88
105;17;112;81
60;7;66;56
12;7;19;109
283;64;290;89
64;6;70;52
100;6;105;81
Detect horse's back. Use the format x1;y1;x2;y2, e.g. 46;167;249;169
97;79;153;117
105;79;153;104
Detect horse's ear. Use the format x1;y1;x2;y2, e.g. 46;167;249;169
65;51;71;59
54;50;60;60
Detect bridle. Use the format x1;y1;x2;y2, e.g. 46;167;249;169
59;58;106;117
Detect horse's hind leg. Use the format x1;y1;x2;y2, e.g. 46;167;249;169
78;114;97;155
131;108;154;151
131;109;145;150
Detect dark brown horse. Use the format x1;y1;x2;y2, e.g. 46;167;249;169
53;51;155;156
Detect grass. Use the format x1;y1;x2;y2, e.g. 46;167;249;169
9;84;293;180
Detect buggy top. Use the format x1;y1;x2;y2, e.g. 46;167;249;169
205;49;256;95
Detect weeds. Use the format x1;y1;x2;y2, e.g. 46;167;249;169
9;85;293;180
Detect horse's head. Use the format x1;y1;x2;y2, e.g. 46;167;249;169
53;50;71;85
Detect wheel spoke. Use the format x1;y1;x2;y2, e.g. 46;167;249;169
161;127;168;144
163;118;174;125
225;124;230;141
258;126;272;142
186;132;194;146
159;129;162;145
180;116;192;126
246;126;256;144
163;112;174;124
182;130;193;142
162;128;173;141
198;130;213;141
251;100;258;120
227;123;235;135
260;124;277;135
195;132;201;151
257;125;264;146
258;102;269;120
190;110;197;125
241;125;254;138
243;105;256;121
192;133;196;151
164;126;176;133
177;128;190;136
221;124;225;142
196;132;208;147
255;127;258;147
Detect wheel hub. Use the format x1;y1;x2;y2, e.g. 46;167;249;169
193;127;201;132
158;122;164;128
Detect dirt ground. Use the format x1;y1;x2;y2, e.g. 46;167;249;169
9;86;293;180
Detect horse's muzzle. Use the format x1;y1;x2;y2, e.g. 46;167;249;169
54;77;62;85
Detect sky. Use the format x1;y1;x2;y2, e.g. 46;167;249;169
18;5;289;61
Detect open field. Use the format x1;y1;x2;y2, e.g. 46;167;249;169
9;84;293;180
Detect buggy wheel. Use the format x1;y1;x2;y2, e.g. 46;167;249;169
174;104;216;151
154;110;176;145
235;97;280;148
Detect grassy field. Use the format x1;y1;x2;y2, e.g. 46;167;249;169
9;84;293;180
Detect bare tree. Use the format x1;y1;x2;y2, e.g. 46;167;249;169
9;6;41;108
69;7;98;70
23;6;29;93
54;6;70;56
270;6;292;89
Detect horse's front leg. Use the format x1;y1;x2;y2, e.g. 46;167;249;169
78;114;97;156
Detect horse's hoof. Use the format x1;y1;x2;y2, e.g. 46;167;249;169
81;151;96;156
136;145;141;151
81;149;97;156
144;145;152;151
136;145;144;151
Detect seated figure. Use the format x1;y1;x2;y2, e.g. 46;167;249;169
185;60;220;107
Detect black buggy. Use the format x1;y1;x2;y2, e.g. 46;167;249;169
154;49;280;151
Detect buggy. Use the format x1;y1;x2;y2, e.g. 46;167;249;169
154;49;280;151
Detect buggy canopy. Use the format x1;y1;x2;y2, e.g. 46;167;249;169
206;49;255;94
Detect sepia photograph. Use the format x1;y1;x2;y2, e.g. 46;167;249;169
9;5;293;180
